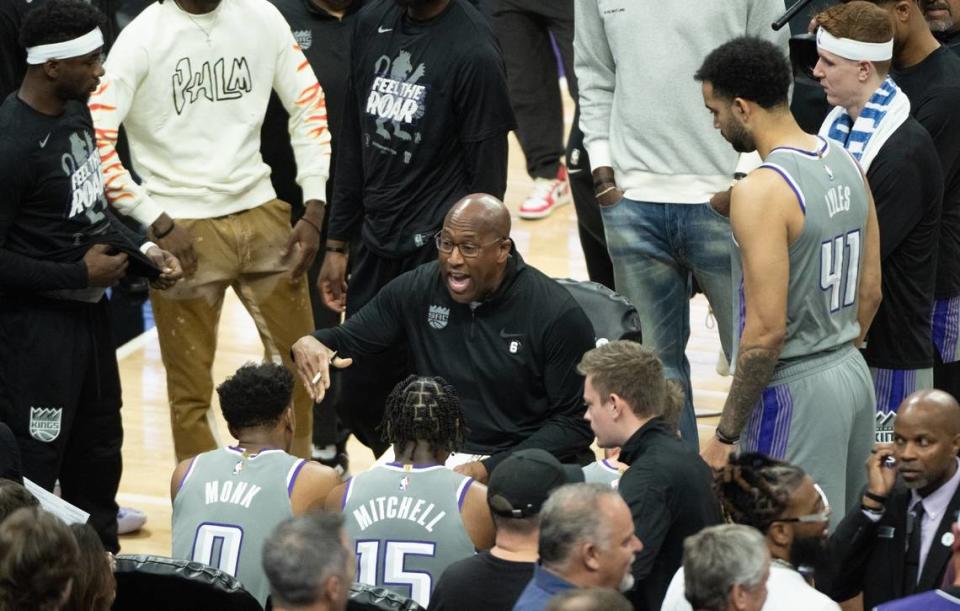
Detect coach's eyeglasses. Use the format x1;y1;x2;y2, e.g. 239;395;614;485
434;231;505;258
771;483;832;524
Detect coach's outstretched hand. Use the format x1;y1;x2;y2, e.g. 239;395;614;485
83;244;128;287
291;335;353;402
145;246;183;290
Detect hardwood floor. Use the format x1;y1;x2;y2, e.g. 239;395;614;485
114;130;730;557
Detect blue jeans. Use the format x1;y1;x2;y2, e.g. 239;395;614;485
601;198;734;447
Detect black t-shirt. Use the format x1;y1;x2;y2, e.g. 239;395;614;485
863;118;943;369
260;0;364;210
329;0;515;256
893;46;960;299
936;29;960;56
0;95;137;294
0;0;42;100
427;551;534;611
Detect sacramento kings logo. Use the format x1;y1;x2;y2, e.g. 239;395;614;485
875;411;896;444
427;305;449;330
293;30;313;51
29;407;63;443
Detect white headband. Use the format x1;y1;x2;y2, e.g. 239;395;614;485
25;27;104;65
816;27;893;62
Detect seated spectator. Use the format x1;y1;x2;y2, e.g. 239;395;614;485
512;483;642;611
171;362;340;606
64;522;116;611
544;588;632;611
661;453;839;610
262;511;355;611
328;375;494;607
821;389;960;609
681;524;770;611
0;477;38;523
293;194;596;484
429;448;584;611
0;507;79;611
577;340;721;609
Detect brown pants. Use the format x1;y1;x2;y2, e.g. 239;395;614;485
151;200;314;462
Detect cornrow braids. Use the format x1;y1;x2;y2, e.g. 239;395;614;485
378;375;466;454
714;452;806;533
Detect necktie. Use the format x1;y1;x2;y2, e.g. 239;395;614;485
903;500;925;593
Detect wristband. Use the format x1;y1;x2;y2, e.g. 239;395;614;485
715;427;740;445
153;221;175;239
325;245;348;254
861;503;884;515
863;491;888;505
299;216;322;235
595;185;618;199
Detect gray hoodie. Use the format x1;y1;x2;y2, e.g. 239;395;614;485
575;0;790;203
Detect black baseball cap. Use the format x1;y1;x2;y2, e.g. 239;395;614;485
487;449;585;518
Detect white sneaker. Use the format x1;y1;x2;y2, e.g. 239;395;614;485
519;165;572;219
117;506;147;535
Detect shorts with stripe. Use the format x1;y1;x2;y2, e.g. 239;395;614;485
932;295;960;364
740;344;875;528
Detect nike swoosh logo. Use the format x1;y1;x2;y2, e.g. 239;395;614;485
567;168;583;174
378;26;393;33
499;329;522;338
38;133;50;148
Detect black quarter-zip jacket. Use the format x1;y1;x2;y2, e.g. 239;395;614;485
313;251;595;471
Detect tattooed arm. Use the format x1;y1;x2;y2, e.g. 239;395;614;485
701;170;799;469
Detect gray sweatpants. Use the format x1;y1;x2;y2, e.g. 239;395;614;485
740;345;876;529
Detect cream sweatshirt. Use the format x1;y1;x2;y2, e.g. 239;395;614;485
90;0;331;223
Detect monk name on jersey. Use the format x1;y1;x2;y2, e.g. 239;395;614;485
203;479;261;509
352;495;447;533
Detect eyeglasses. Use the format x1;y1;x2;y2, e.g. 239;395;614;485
434;232;505;258
772;483;832;524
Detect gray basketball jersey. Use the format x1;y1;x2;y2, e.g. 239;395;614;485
733;137;868;360
172;447;305;606
342;463;476;607
582;459;622;488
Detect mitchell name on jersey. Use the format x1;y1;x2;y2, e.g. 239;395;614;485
351;495;447;533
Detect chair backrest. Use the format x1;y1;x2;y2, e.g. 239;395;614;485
113;555;263;611
348;583;422;611
554;278;642;345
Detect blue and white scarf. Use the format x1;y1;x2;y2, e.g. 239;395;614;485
818;76;911;171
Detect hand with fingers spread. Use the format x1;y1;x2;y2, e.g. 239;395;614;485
83;244;129;287
291;335;353;401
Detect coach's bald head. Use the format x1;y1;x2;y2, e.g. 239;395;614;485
444;194;512;237
438;194;513;304
894;390;960;495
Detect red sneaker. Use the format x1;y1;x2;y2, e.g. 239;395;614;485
519;165;572;220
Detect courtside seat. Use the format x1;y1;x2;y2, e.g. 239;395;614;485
348;583;422;611
113;554;262;611
554;278;642;345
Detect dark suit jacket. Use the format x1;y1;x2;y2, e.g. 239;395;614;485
618;418;723;611
820;481;960;610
